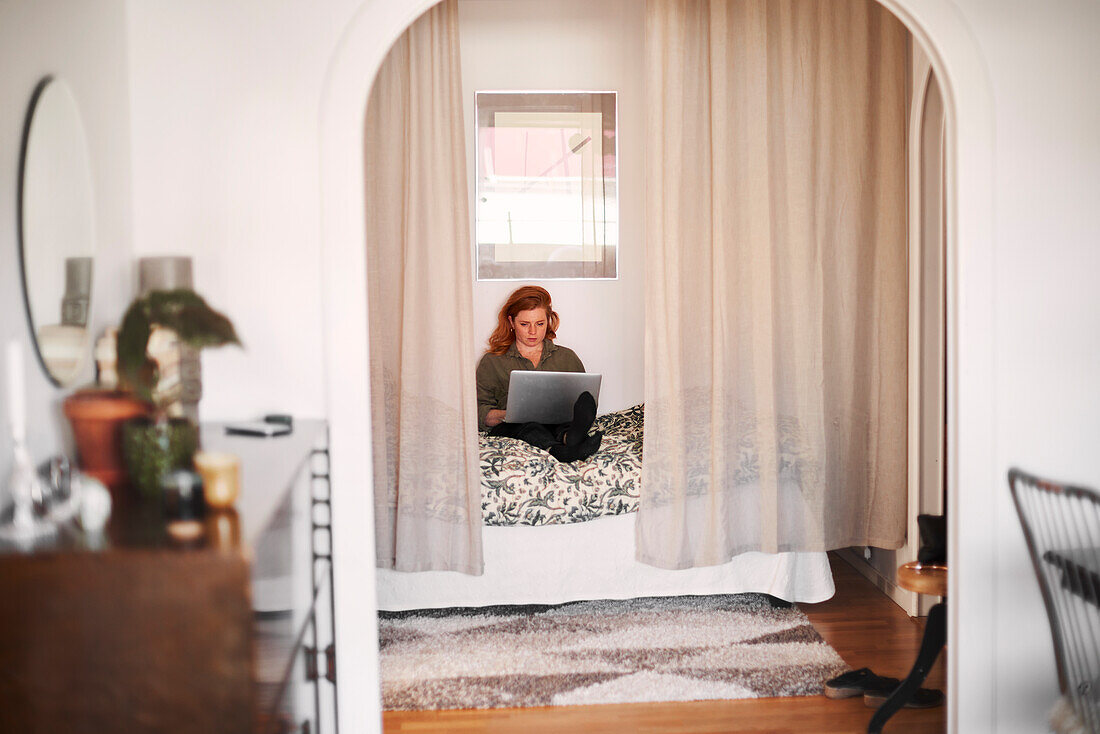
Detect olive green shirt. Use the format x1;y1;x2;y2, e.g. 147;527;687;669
476;340;585;430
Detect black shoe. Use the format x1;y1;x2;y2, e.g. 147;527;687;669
823;668;900;700
864;687;945;709
563;391;597;447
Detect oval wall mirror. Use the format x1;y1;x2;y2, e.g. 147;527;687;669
18;77;97;387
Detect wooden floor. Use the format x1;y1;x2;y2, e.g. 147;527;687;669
383;553;947;734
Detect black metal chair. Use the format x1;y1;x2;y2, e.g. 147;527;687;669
1010;468;1100;733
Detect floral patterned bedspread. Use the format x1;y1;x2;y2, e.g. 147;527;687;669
480;405;643;526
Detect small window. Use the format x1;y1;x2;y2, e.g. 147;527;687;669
475;91;618;280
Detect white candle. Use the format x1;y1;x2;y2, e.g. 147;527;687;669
6;340;26;445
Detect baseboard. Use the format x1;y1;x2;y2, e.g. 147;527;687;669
836;548;919;616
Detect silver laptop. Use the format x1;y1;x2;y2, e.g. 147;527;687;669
504;371;602;425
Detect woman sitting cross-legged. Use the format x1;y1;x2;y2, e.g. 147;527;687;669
476;285;602;462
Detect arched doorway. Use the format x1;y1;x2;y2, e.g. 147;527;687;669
319;3;996;730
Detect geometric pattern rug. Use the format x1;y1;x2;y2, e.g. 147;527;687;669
378;594;849;711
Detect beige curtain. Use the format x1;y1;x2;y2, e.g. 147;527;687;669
639;0;908;568
364;0;483;575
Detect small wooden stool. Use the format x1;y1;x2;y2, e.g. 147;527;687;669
867;562;947;734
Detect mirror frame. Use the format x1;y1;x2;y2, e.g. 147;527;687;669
17;76;95;388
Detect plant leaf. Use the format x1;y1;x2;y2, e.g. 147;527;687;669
116;298;156;402
144;289;241;349
115;288;242;404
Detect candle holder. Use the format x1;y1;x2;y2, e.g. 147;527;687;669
0;444;57;546
193;451;240;509
1;340;57;546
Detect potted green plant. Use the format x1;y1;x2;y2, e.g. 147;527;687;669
116;289;240;496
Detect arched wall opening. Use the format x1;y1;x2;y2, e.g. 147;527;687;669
318;2;996;731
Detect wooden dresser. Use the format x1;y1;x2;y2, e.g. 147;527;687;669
0;420;337;734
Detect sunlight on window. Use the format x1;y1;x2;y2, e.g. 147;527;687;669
476;92;618;280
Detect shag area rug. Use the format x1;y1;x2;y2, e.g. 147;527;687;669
379;593;849;711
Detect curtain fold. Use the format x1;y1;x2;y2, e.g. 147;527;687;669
639;0;908;568
364;0;483;575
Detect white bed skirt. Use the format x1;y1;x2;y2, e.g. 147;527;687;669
375;514;835;610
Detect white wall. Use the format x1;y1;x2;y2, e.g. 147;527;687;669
45;1;1100;730
0;0;132;499
951;0;1100;731
127;0;645;421
127;0;364;421
459;0;646;413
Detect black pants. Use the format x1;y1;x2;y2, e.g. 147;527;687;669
489;392;597;455
488;420;568;451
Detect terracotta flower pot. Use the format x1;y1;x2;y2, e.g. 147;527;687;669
63;390;151;494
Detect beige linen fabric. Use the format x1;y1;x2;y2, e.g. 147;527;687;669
364;0;483;574
639;0;908;567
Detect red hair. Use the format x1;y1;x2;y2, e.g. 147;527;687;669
487;286;559;355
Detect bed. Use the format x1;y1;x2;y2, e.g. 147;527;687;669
375;405;835;610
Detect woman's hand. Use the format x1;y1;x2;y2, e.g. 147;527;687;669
485;409;506;428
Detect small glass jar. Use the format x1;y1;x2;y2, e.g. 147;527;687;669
161;468;205;542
